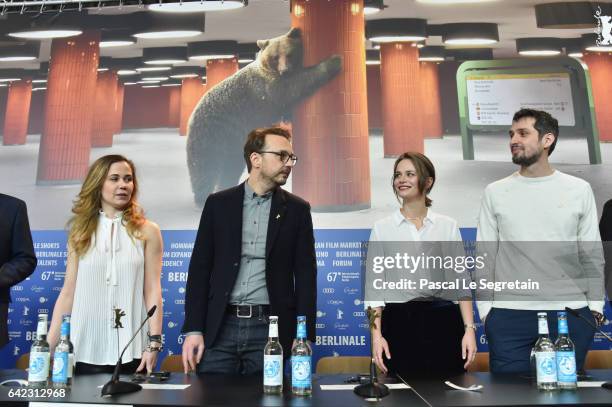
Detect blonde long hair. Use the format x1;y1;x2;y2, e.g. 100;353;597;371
68;155;146;257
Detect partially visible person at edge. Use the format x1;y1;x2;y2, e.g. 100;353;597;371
0;193;37;349
600;199;612;308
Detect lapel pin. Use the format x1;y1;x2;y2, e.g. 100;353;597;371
276;214;281;220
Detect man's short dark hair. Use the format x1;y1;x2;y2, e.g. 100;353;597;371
244;126;292;172
512;108;559;156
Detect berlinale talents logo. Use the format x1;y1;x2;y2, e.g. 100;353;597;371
595;5;612;45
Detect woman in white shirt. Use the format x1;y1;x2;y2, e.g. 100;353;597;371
48;155;163;375
367;152;477;378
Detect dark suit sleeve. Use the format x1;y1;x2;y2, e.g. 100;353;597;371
182;196;215;334
600;199;612;303
294;203;317;342
0;200;37;289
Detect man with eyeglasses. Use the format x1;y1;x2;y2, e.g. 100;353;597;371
182;126;317;375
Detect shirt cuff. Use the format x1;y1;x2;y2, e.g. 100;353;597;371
587;300;605;315
476;301;492;322
363;301;385;310
184;331;203;336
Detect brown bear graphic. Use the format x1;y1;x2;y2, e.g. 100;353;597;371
186;28;342;206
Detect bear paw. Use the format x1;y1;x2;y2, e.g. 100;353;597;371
324;55;343;76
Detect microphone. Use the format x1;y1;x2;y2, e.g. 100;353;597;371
564;307;612;342
101;305;157;397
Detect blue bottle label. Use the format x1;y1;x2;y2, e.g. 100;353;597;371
28;351;50;382
291;355;311;389
264;355;283;386
558;318;569;334
556;351;577;383
52;351;68;384
297;323;307;339
535;351;557;383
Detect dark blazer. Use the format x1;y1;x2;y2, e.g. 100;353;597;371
600;199;612;305
182;183;317;354
0;194;37;347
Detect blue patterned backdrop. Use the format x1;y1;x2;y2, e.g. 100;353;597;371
1;229;610;369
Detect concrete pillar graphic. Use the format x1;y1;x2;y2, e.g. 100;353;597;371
37;31;100;184
180;78;205;136
168;86;181;128
583;52;612;142
113;83;125;135
3;79;33;145
205;58;238;90
420;61;443;139
366;64;382;130
379;42;423;156
92;70;118;147
291;0;371;211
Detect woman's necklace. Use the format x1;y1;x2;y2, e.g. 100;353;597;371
400;207;426;221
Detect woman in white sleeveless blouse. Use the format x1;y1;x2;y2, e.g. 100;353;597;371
48;155;163;374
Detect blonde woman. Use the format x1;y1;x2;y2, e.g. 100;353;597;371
48;155;163;374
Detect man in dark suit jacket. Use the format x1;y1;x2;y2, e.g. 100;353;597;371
0;194;37;348
181;126;317;374
600;199;612;307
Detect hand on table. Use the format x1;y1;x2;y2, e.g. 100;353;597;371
182;334;205;374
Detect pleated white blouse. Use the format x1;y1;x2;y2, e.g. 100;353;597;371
71;211;147;365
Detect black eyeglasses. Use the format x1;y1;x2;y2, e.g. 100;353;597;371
258;150;298;165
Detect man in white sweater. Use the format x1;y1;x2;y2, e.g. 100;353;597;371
476;108;605;373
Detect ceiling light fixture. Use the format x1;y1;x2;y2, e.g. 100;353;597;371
169;66;202;79
417;0;498;3
118;70;138;76
442;23;499;45
418;46;446;61
148;0;245;13
132;13;205;39
366;18;428;43
143;47;188;65
6;14;83;39
100;30;136;48
237;42;258;64
535;2;612;29
162;82;183;87
365;50;381;65
0;44;39;62
364;0;386;15
141;76;169;81
564;38;584;58
136;66;172;72
188;40;238;61
516;37;562;56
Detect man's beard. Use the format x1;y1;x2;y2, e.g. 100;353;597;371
512;149;542;166
266;170;290;186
